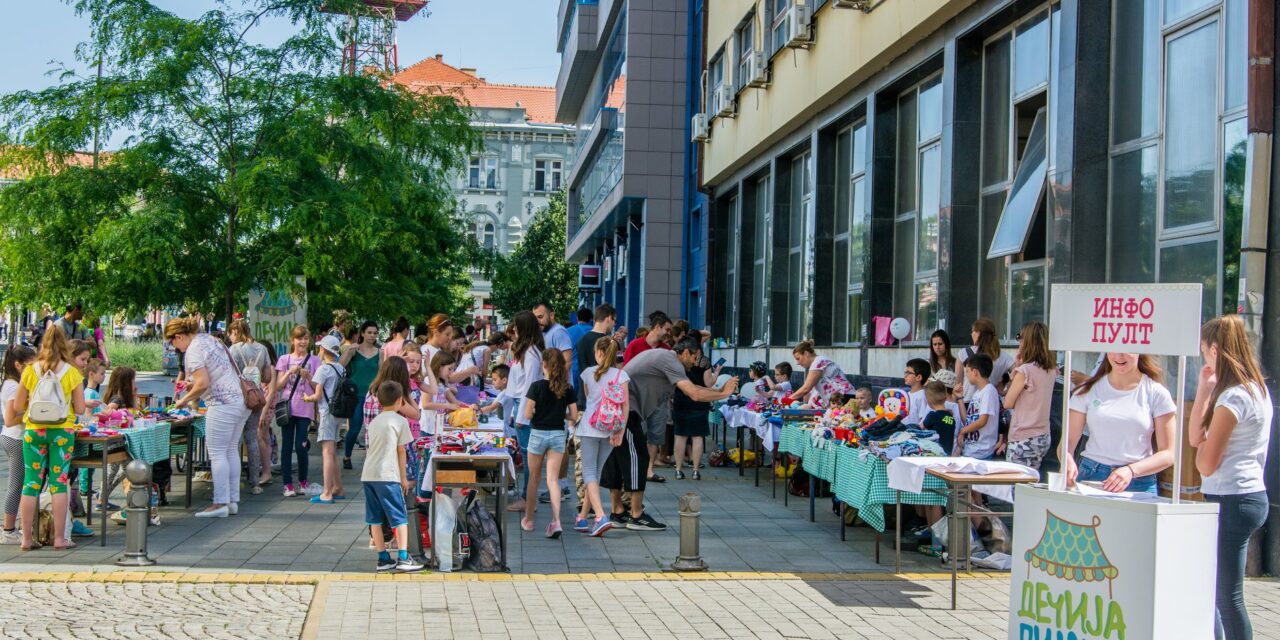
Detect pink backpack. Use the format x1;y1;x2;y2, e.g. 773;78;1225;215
589;369;627;434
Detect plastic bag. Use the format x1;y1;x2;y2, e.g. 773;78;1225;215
727;448;757;467
978;516;1011;554
930;517;983;557
433;491;458;572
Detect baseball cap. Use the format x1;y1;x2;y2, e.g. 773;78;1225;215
317;335;342;356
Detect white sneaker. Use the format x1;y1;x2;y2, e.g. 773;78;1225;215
0;529;20;545
194;505;229;518
283;484;297;497
228;503;238;515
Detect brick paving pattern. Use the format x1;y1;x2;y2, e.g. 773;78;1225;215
0;581;311;639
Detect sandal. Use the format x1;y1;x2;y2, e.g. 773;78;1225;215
19;541;40;551
54;540;77;550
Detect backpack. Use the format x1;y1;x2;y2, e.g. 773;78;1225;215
322;363;360;419
462;490;505;572
588;369;627;434
28;363;71;425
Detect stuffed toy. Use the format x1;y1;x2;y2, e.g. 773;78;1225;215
876;389;910;422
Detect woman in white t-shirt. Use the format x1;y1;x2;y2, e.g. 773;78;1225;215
954;318;1015;402
1065;352;1176;495
1189;316;1271;640
0;345;35;544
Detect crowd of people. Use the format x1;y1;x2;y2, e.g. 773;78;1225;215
0;300;1270;636
744;314;1268;640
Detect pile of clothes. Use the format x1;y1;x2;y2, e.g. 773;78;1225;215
863;428;946;459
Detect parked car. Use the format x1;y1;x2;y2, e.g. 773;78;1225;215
123;324;145;341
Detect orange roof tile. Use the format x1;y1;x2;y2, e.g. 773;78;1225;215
0;150;101;180
395;55;562;125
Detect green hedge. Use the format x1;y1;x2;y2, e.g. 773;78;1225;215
104;338;163;372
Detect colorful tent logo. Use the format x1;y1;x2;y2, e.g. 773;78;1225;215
252;288;297;317
1025;511;1119;597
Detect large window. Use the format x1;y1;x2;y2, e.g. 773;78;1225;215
469;156;498;190
707;51;726;115
978;8;1056;337
1107;0;1246;324
779;153;811;344
833;121;868;343
534;159;563;192
735;15;755;91
724;194;741;341
894;76;942;339
751;176;770;343
770;0;792;53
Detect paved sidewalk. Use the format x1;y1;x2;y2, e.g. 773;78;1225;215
0;446;938;574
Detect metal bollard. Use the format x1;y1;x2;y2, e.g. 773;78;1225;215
671;492;708;572
116;460;155;566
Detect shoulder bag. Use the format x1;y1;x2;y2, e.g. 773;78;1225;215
219;341;266;412
275;354;310;427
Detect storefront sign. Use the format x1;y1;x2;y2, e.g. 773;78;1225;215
1009;486;1216;640
249;277;307;358
1048;283;1202;357
579;264;601;290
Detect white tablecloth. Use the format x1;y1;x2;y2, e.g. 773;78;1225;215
718;406;780;450
886;456;1038;502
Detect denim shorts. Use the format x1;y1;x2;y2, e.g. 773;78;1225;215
363;481;408;528
1077;456;1157;495
527;429;567;456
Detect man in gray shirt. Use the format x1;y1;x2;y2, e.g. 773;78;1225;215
601;337;739;531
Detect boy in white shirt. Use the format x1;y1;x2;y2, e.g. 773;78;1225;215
957;354;1002;459
902;359;930;426
362;381;423;573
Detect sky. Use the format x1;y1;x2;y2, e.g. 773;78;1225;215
0;0;562;97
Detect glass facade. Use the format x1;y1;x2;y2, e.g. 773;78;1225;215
703;0;1251;355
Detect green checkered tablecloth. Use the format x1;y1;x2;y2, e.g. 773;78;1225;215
801;436;838;483
831;446;949;532
779;424;809;457
72;421;172;464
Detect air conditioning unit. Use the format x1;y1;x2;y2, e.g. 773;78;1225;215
691;113;710;142
747;50;769;88
715;84;736;118
832;0;872;10
785;3;812;48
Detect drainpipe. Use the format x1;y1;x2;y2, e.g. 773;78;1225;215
1246;0;1277;575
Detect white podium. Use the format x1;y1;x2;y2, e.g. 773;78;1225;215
1008;485;1218;640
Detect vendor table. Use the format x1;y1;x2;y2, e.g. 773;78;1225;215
424;453;513;571
71;433;128;546
924;468;1037;610
166;416;202;508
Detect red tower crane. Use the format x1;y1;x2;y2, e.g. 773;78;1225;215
321;0;430;75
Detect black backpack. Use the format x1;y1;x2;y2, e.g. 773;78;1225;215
322;363;360;419
462;490;505;572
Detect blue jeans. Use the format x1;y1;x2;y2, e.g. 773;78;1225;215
342;387;369;459
281;417;311;488
515;424;532;494
1205;491;1268;640
1077;457;1157;495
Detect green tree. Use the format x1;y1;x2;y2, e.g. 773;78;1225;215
0;0;478;323
488;192;579;321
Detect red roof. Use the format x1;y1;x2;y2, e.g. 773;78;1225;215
395;55;560;125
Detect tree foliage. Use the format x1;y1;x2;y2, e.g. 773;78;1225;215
0;0;479;323
488;192;579;322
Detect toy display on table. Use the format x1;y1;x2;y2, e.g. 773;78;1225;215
426;430;516;456
804;389;945;459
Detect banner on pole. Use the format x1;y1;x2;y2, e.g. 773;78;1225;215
249;277;307;358
1048;283;1202;357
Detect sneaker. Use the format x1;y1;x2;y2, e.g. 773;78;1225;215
573;518;590;533
0;529;19;545
376;556;397;572
626;512;667;532
343;458;353;470
283;484;297;498
590;518;613;537
95;501;121;512
545;521;562;539
396;557;425;572
609;512;630;527
538;492;551;504
70;521;95;537
250;486;263;495
228;503;238;515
